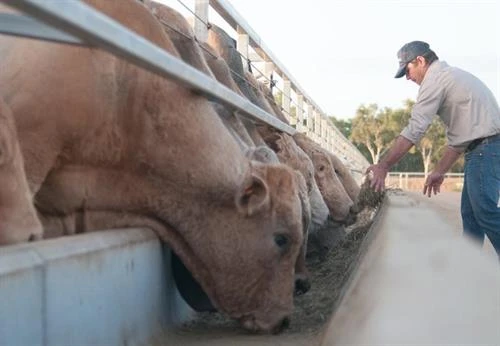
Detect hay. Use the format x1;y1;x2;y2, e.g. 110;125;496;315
356;177;385;209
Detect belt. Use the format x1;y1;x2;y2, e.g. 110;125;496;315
466;133;500;152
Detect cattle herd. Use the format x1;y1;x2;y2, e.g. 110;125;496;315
0;0;367;335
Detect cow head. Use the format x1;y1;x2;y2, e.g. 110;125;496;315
263;131;329;233
293;133;357;226
0;100;42;245
327;152;361;206
32;160;303;333
171;161;303;333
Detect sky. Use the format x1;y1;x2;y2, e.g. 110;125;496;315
160;0;500;120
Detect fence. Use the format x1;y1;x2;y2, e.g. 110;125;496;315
386;172;464;192
206;0;369;172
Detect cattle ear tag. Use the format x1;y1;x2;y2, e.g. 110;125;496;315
236;174;270;216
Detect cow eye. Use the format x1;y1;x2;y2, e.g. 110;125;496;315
318;165;325;172
274;234;289;250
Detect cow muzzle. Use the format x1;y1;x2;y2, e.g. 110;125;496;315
239;314;291;334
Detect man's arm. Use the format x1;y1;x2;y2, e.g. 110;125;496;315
366;135;414;192
423;146;462;197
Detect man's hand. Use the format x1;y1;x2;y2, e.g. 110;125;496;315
423;171;445;197
366;162;389;192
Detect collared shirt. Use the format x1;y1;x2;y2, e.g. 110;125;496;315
400;60;500;152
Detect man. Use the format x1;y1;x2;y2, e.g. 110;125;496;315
367;40;500;256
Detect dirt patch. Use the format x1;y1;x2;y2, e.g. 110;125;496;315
174;205;380;339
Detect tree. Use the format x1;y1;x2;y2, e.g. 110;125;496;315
418;117;446;176
350;104;397;164
329;116;352;138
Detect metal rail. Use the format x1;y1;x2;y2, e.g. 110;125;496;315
0;13;85;45
1;0;295;135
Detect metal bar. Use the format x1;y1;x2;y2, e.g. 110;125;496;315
0;13;86;45
3;0;295;135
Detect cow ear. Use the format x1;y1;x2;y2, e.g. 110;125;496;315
235;167;270;216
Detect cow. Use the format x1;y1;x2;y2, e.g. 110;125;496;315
206;24;360;258
199;43;319;295
239;70;356;226
205;24;330;230
0;97;42;244
246;78;354;256
141;2;315;296
293;133;357;225
146;1;262;150
0;0;305;333
238;70;350;261
207;25;272;114
200;42;267;148
247;72;289;124
255;78;361;206
327;152;360;206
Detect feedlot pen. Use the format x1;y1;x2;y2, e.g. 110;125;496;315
1;2;499;345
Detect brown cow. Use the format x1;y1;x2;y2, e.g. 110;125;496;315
146;1;261;150
0;97;42;244
255;79;361;211
0;0;305;333
247;78;352;256
294;133;357;225
142;1;311;294
238;73;333;231
327;152;360;205
145;3;316;295
204;27;330;228
200;42;266;148
198;41;317;295
206;24;358;258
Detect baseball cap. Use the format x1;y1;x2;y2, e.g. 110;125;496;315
394;41;431;78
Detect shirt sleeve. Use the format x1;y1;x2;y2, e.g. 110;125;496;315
400;77;445;145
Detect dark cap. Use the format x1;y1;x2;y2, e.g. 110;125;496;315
394;41;431;78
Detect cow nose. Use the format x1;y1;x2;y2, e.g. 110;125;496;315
294;276;311;296
28;233;42;242
272;316;290;334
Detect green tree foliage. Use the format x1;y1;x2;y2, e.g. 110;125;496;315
350;103;399;164
330;115;372;161
329;116;352;138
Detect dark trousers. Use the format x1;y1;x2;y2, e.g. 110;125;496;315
461;137;500;258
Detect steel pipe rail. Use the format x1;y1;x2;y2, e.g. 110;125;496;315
0;13;85;45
